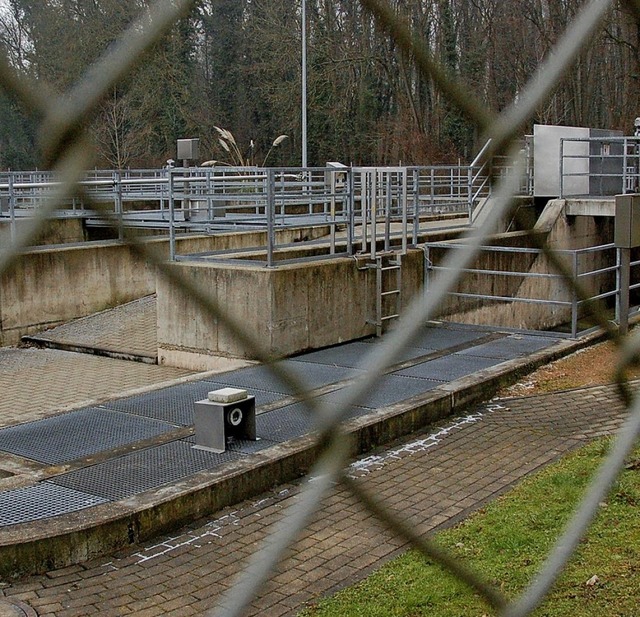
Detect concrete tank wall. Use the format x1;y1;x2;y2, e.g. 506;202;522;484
0;226;329;346
0;217;87;247
157;251;425;369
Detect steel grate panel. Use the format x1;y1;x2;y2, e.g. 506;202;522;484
0;407;176;464
257;401;372;443
102;381;220;425
0;483;108;527
211;365;297;394
394;354;501;381
292;341;429;369
51;441;240;501
375;325;488;351
257;404;317;442
323;374;442;409
454;334;560;359
215;361;362;393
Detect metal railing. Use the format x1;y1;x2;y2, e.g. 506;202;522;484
0;158;513;259
166;163;498;264
1;1;639;617
560;136;640;198
424;241;638;338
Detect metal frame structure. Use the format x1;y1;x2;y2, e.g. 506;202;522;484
560;135;640;198
424;240;640;338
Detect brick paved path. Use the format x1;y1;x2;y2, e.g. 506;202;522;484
0;383;629;617
23;295;158;360
0;347;194;427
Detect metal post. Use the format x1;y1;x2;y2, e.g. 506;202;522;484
114;170;124;242
384;172;391;253
329;170;336;255
401;168;408;255
571;250;579;337
301;0;308;168
169;169;176;261
412;168;419;246
361;170;369;256
266;169;275;268
430;168;435;209
619;247;631;335
467;165;473;222
559;139;565;198
8;172;16;244
623;137;629;193
347;167;354;256
206;168;212;221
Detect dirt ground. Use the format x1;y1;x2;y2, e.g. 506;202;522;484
498;338;640;398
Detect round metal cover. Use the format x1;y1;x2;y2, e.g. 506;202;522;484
0;598;37;617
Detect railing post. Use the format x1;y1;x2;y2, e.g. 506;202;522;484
429;167;434;211
384;171;391;253
412;168;419;246
467;165;473;222
619;246;631;336
559;139;565;199
266;168;275;268
571;250;579;337
623;137;629;193
168;169;176;261
8;172;16;244
206;168;213;221
401;167;408;254
347;167;355;256
114;170;124;242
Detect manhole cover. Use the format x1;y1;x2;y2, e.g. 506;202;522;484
0;598;37;617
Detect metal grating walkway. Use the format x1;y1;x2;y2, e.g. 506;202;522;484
0;407;176;464
0;325;566;525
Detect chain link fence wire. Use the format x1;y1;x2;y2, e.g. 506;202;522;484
0;1;639;615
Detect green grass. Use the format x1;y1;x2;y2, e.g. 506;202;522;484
300;439;640;617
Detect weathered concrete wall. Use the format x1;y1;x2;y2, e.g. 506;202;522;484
0;217;87;247
1;243;151;345
0;226;329;346
157;251;425;368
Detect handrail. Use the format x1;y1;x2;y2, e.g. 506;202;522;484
0;161;505;262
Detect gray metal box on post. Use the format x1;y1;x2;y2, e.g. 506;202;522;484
193;388;256;453
615;194;640;248
177;138;200;164
614;194;640;335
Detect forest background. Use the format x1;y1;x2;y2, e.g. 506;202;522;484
0;0;639;171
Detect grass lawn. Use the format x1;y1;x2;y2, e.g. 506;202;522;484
300;439;640;616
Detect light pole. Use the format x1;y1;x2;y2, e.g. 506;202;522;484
301;0;307;168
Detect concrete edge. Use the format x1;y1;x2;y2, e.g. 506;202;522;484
0;331;605;580
21;336;157;364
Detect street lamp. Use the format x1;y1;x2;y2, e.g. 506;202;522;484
301;0;307;168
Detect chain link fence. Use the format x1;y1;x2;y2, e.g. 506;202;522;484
1;1;639;616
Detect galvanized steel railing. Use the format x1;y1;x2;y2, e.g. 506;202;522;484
1;1;639;617
424;241;639;338
560;135;640;198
